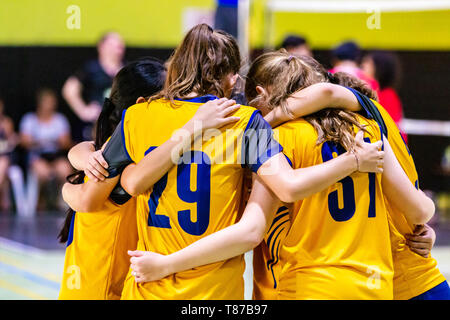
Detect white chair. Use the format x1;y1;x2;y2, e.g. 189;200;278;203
7;165;39;217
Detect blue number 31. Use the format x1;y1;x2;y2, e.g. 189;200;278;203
146;147;211;236
321;139;376;222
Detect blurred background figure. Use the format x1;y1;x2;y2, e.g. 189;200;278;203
19;88;73;214
0;97;18;213
214;0;244;104
279;34;313;57
362;50;407;142
443;145;450;176
62;32;125;141
214;0;238;38
329;41;379;92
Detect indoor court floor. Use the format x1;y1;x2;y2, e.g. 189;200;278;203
0;215;449;300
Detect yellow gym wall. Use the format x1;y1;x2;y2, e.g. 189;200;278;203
0;0;449;50
0;0;215;47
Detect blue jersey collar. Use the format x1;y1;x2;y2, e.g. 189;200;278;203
175;95;219;103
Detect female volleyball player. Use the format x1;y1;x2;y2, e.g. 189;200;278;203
128;51;436;300
93;24;383;300
58;57;241;299
260;55;449;300
58;58;165;299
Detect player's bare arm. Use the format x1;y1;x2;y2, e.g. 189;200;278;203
257;130;384;203
62;174;120;213
129;174;280;283
381;137;435;226
120;98;240;196
264;83;361;127
67;141;110;182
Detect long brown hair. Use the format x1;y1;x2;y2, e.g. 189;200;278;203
151;24;241;103
245;50;378;151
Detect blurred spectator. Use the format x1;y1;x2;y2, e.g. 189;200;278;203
329;41;379;92
280;34;313;57
214;0;238;38
62;32;125;141
0;97;18;212
19;88;73;213
362;50;407;142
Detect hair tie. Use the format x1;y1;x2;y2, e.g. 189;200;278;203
327;72;338;84
103;97;115;110
287;55;294;62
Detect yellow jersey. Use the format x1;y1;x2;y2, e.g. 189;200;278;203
59;181;138;300
364;98;446;299
276;116;393;300
253;205;291;300
111;96;282;300
252;88;445;300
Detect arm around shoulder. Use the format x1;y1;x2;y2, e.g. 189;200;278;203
381;137;435;225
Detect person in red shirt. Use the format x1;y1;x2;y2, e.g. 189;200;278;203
361;50;407;142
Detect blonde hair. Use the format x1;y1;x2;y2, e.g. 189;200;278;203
245;50;377;151
150;24;241;104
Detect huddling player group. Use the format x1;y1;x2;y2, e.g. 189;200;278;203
57;24;450;300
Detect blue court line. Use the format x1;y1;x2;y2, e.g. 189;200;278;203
0;261;60;291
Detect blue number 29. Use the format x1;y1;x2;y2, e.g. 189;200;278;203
146;148;211;236
321;139;376;222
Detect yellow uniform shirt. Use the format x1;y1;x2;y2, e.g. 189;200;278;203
59;184;137;300
253;88;445;300
359;96;446;299
276;116;393;300
253;205;291;300
111;96;282;300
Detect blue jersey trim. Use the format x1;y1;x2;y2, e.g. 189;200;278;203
241;109;260;170
217;0;238;8
267;207;289;234
345;86;389;139
66;212;76;247
267;219;289;250
243;109;261;134
121;109;132;162
284;154;293;167
174;95;219;103
267;224;288;289
410;281;450;300
241;110;283;173
377;122;385;151
345;87;373;119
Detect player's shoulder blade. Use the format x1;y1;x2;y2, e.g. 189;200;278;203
276;118;317;139
235;104;258;119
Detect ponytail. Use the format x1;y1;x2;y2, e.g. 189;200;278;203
151;23;241;103
57;171;85;243
94;98;120;150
